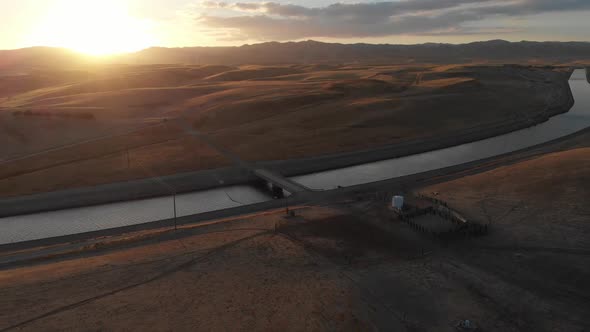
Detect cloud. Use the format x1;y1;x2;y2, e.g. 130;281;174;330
201;1;228;8
233;2;264;11
197;0;590;40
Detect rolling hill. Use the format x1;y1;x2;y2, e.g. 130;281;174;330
2;40;590;71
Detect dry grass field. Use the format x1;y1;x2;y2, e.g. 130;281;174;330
0;63;573;197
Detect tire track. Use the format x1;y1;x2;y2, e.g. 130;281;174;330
0;231;271;332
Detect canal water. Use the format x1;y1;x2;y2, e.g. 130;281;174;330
0;185;271;245
291;69;590;190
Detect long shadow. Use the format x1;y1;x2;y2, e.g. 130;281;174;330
0;231;270;332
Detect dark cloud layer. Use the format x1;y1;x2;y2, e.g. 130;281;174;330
199;0;590;40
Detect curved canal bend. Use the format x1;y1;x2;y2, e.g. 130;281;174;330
1;69;588;245
291;69;590;189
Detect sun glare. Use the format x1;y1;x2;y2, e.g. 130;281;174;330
28;0;156;55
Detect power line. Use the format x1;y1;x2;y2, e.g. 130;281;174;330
0;121;165;165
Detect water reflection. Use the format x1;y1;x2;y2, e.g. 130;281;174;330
292;69;590;190
0;185;271;244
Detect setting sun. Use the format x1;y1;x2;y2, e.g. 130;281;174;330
27;0;155;55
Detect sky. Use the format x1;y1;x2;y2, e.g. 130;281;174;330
1;0;590;54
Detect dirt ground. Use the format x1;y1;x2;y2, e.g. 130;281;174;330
416;134;590;331
0;63;573;197
2;130;589;331
0;209;388;331
420;135;590;248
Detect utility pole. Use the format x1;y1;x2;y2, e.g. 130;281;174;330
137;159;178;232
126;146;130;169
173;193;178;231
285;195;289;215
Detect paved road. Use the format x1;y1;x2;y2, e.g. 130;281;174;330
253;169;309;193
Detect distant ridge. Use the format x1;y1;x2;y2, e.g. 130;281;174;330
0;47;105;74
2;40;590;69
120;40;590;65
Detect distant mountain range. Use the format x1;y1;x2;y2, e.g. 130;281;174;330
123;40;590;65
2;40;590;71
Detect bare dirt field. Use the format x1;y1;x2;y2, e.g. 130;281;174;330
0;63;574;197
1;133;588;331
420;135;590;248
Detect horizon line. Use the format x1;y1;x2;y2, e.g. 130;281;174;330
3;38;590;54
